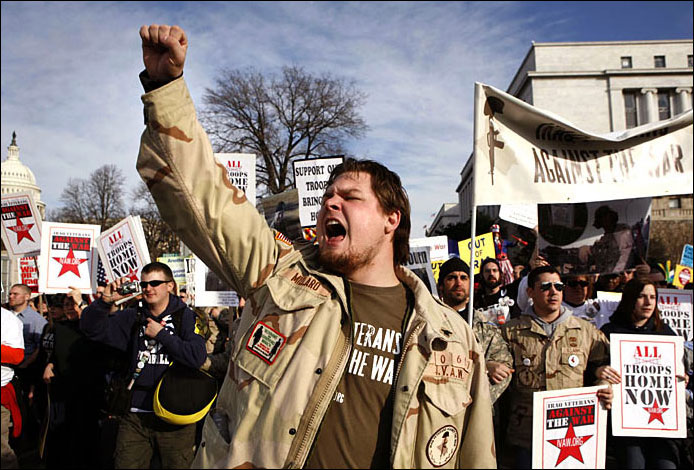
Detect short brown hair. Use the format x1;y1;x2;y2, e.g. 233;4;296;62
326;158;411;266
11;284;32;295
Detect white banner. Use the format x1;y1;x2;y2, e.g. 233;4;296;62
97;216;150;283
658;288;693;342
193;255;239;307
404;246;437;296
293;156;344;227
532;386;608;469
1;192;42;257
214;153;257;207
610;333;686;438
473;82;693;205
499;204;538;229
38;222;100;294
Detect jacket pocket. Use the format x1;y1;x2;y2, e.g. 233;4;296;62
422;378;472;417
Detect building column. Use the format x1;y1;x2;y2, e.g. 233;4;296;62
676;87;692;113
641;88;659;123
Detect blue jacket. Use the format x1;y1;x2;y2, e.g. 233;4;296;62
80;294;206;411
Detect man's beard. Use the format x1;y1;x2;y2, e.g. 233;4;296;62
484;277;502;289
319;244;378;276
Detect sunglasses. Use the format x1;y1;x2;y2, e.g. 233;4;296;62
567;280;589;288
539;281;565;292
139;280;171;289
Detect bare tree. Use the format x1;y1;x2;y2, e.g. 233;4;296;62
130;182;180;260
200;65;368;195
56;164;126;229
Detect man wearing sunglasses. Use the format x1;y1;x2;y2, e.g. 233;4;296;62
80;262;206;468
500;265;612;468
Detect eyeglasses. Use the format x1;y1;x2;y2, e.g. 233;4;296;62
539;281;564;292
139;280;171;289
567;280;589;288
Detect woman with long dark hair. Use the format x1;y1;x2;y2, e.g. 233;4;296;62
598;278;686;469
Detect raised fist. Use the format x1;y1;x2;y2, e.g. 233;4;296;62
139;24;188;81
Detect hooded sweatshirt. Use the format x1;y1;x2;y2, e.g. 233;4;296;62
80;294;206;411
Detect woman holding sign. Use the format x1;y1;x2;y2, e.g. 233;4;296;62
599;278;685;469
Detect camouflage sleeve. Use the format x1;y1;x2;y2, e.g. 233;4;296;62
586;326;611;385
484;323;513;403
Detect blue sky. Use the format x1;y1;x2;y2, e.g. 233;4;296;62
2;1;692;237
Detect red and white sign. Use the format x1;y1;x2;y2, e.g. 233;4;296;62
532;386;608;469
18;256;39;294
610;334;686;438
658;288;693;342
1;192;42;257
96;216;150;283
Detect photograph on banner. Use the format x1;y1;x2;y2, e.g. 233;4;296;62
156;255;187;289
458;232;495;275
410;236;450;282
472;83;693;207
38;221;100;294
499;203;538;230
193;255;239;307
609;333;686;438
293;156;344;227
532;385;608;469
214;153;257;206
404;246;437;296
96;216;150;283
1;192;42;257
672;264;693;289
574;294;620;330
260;188;303;241
680;243;693;268
18;256;39;294
537;198;651;275
658;288;693;342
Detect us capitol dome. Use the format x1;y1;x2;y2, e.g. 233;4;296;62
1;131;45;218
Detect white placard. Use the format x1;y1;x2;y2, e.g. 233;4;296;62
1;192;42;257
293;156;344;227
404;246;437;296
610;333;686;437
658;288;693;342
193;255;239;307
18;256;39;294
157;255;187;289
532;386;608;469
38;222;100;294
499;203;538;229
214;153;257;207
410;235;451;282
96;216;151;283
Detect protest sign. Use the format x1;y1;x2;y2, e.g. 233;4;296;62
532;386;608;469
38;222;100;294
672;264;693;289
680;244;693;268
499;204;538;229
658;288;693;341
157;255;187;289
193;255;239;307
214;153;257;207
1;192;42;257
537;198;651;275
610;333;686;438
293;156;343;227
260;188;303;241
473;83;693;206
458;232;495;274
97;216;150;283
410;236;450;282
404;246;437;296
18;256;39;294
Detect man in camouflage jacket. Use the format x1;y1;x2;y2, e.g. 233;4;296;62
136;24;496;469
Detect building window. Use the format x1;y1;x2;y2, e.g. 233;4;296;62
658;91;672;120
624;91;639;128
621;56;632;68
654;55;666;68
668;197;681;209
689;55;693;67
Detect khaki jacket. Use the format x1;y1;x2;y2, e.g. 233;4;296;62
470;309;512;404
136;77;496;469
500;309;609;449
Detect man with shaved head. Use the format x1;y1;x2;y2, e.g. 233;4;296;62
136;24;495;469
8;284;46;368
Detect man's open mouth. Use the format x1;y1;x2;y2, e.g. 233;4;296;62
325;220;346;241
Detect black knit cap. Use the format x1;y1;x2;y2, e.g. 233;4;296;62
438;257;470;285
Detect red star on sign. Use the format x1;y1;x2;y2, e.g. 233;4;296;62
7;214;35;244
644;398;668;425
53;247;87;278
548;422;593;466
125;267;139;282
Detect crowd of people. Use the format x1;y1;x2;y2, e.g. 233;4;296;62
1;22;692;470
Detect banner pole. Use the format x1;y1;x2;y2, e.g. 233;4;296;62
468;83;482;327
